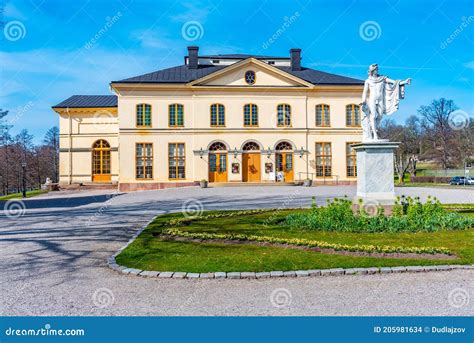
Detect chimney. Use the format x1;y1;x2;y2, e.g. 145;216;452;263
188;46;199;69
290;48;301;71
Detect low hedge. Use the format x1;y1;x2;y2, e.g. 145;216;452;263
410;176;451;183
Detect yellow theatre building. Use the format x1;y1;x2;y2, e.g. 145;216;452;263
52;47;363;191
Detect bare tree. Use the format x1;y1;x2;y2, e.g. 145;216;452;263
379;117;420;184
43;126;60;183
418;98;458;169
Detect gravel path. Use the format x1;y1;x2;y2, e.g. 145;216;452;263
0;186;472;316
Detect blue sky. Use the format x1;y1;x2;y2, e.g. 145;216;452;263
1;0;473;142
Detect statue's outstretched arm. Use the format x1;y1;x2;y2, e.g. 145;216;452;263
386;77;411;85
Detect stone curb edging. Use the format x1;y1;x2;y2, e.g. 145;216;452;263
108;222;474;279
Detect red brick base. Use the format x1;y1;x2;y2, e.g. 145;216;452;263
119;182;199;192
312;180;357;186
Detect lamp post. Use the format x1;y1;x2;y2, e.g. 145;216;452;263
21;162;27;198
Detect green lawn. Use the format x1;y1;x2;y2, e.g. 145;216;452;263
116;206;474;273
0;189;46;200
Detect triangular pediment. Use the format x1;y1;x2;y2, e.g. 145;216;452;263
188;58;313;88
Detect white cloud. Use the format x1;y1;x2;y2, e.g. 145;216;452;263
4;2;27;20
464;61;474;69
170;1;212;23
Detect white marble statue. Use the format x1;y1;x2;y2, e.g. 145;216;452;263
360;64;411;141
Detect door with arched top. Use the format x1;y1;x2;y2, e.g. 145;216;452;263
92;139;111;182
208;142;228;182
242;141;261;182
275;141;294;182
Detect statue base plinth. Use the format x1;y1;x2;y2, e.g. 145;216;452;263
352;141;400;205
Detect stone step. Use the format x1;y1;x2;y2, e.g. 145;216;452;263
208;182;297;187
60;183;118;191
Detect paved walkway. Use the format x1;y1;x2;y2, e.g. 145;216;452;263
0;186;472;315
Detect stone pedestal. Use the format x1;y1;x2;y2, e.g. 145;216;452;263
352;141;400;205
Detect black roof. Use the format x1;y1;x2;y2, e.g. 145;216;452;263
198;54;290;60
52;95;117;108
113;62;363;85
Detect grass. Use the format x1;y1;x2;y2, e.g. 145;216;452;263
0;189;46;200
115;205;474;273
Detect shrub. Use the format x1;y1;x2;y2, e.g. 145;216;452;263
284;196;474;233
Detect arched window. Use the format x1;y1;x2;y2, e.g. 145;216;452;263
316;104;330;127
243;104;258;127
210;104;225;127
346;104;361;127
275;141;293;151
169;104;184;127
136;104;151;127
242;141;260;151
209;142;227;151
277;104;291;127
92;139;111;182
93;139;110;149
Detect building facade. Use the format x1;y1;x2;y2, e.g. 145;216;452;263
53;47;363;191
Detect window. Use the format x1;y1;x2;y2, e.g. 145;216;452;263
275;141;293;151
315;142;332;177
243;104;258;127
136;143;153;179
346;142;358;177
268;61;275;65
92;140;111;177
242;141;260;151
245;70;256;85
169;143;185;179
277;104;291;127
169;104;184;127
346;104;361;127
210;104;225;127
209;142;227;151
316;104;330;127
136;104;151;127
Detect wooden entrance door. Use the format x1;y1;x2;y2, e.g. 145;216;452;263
92;140;111;182
276;152;293;182
242;153;261;182
209;153;228;182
